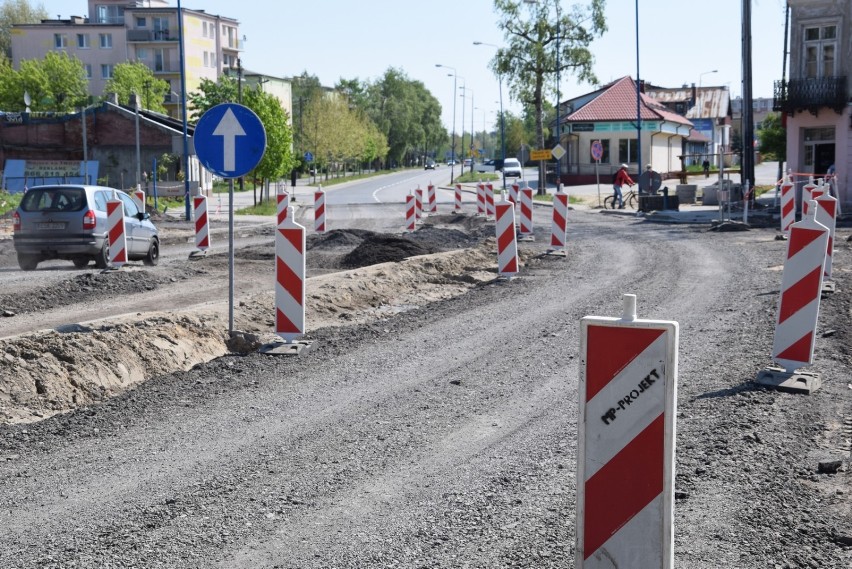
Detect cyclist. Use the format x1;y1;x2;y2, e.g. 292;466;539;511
613;164;634;209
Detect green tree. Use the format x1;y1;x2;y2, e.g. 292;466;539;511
0;51;87;111
243;85;295;197
493;0;606;192
291;71;323;169
757;112;785;162
186;75;238;120
0;0;47;60
103;61;169;113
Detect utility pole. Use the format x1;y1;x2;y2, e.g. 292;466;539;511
742;0;755;195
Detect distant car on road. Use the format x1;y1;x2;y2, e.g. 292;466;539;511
475;158;523;178
425;159;437;170
446;159;458;166
463;158;472;168
13;185;160;271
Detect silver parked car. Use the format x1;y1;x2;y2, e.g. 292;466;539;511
12;185;160;270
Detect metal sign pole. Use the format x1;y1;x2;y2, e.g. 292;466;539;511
596;159;601;207
228;178;235;333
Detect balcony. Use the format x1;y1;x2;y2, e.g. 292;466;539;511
127;29;175;42
773;76;848;115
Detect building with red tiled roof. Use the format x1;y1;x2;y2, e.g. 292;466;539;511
555;77;693;185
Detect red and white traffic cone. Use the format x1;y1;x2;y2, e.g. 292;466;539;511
476;181;486;216
193;195;210;252
415;186;423;222
485;183;496;219
779;176;795;236
814;192;837;282
548;185;569;255
277;188;290;224
454;183;463;214
495;194;519;278
405;192;416;232
314;186;326;233
509;181;520;206
275;205;306;343
519;185;534;240
106;195;126;269
770;203;829;373
427;182;437;214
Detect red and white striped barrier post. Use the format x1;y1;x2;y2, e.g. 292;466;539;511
779;176;795;236
314;186;326;233
495;193;519;278
548;185;569;255
519;185;534;240
106;195;127;269
405;192;416;232
133;187;146;212
454;183;463;214
276;188;290;223
801;176;816;215
427;182;437;214
509;181;520;206
193;195;210;252
578;294;678;568
814;192;837;282
758;203;829;392
414;186;423;222
476;182;486;216
275;204;306;343
485;182;496;219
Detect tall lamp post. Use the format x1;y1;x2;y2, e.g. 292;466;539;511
698;69;718;88
436;64;458;183
457;77;467;175
473;41;507;189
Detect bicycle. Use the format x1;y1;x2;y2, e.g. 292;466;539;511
603;188;638;209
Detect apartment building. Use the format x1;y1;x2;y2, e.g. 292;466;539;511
774;0;851;209
10;0;242;119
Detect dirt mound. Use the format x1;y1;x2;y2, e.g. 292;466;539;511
408;225;479;250
308;228;374;250
0;268;198;315
341;234;436;268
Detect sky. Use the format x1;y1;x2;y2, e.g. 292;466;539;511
41;0;789;132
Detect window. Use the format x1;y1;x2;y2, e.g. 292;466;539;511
803;24;837;78
136;48;148;60
96;4;124;24
618;139;637;164
136;17;146;27
203;51;209;67
154;49;166;72
77;34;89;48
54;34;67;48
210;52;217;68
203;21;208;37
101;64;114;79
802;127;835;167
85;64;92;78
99;33;113;48
117;193;139;217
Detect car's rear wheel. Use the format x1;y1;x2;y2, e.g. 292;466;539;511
143;239;159;266
94;241;110;269
17;254;40;271
72;258;90;268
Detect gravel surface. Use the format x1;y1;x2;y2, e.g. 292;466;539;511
0;207;849;568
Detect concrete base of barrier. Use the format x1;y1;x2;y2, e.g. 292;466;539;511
755;366;822;394
188;250;207;259
545;249;567;257
822;281;836;294
518;235;535;241
259;340;314;356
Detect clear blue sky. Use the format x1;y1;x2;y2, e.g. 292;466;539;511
42;0;788;132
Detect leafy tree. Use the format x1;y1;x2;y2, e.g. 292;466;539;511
0;0;47;60
493;0;606;192
103;61;169;113
186;76;238;120
757;112;785;162
291;71;323;168
243;85;295;196
0;51;87;111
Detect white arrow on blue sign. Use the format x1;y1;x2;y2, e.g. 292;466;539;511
304;151;314;162
194;103;267;179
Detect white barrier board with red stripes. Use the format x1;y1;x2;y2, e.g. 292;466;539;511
578;299;678;568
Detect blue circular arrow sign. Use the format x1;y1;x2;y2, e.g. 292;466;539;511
194;103;267;179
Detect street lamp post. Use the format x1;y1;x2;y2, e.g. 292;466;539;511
436;64;458;183
467;87;474;170
458;78;466;175
699;69;718;88
473;41;507;189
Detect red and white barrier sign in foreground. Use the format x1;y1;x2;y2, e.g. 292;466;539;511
519;186;534;239
495;194;519;278
277;189;290;223
275;204;306;342
106;197;127;268
193;195;210;251
779;177;795;236
770;206;829;373
814;193;837;279
578;294;678;568
405;192;416;232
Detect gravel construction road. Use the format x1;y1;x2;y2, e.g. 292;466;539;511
0;205;850;568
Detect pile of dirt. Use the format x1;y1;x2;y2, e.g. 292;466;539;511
308;229;374;250
341;234;436;268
